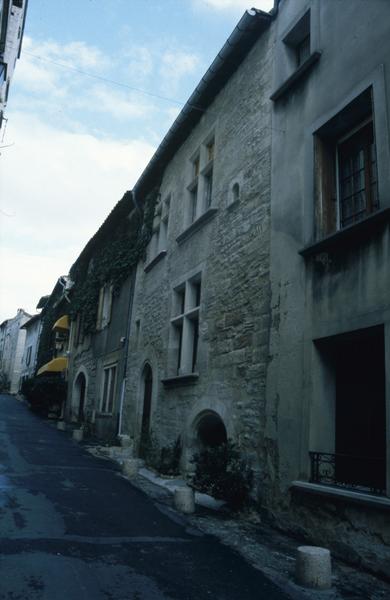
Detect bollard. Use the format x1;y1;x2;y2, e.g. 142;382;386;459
72;429;84;442
122;458;139;478
57;421;66;431
295;546;332;589
174;486;195;514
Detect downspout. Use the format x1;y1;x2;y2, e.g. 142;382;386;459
117;192;139;436
117;269;136;437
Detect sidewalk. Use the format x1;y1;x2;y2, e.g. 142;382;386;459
132;466;390;600
85;442;390;600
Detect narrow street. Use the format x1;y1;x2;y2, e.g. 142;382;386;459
0;394;289;600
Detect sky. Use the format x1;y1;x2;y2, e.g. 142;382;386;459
0;0;274;323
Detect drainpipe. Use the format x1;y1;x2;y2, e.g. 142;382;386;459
117;196;138;436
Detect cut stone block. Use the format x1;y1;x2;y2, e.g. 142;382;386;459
295;546;332;589
122;459;139;477
72;429;83;442
174;486;195;514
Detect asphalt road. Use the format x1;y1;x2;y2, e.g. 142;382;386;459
0;394;289;600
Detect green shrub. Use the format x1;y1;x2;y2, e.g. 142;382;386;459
21;375;67;416
159;437;182;476
191;440;252;510
142;432;182;476
0;371;10;392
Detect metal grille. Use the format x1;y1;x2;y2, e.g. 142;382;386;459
309;451;386;496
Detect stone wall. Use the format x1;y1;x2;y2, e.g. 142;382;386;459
123;25;274;483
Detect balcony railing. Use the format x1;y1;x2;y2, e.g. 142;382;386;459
309;451;386;496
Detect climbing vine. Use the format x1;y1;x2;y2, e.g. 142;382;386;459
69;189;157;334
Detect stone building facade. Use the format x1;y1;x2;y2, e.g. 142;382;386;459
265;0;390;577
19;312;42;383
0;308;31;393
122;9;274;485
65;193;142;440
60;0;390;576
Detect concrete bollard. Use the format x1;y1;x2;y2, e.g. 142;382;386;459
174;486;195;514
72;429;84;442
295;546;332;589
122;458;139;478
57;421;66;431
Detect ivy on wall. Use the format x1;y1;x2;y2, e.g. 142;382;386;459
36;285;66;370
68;189;157;334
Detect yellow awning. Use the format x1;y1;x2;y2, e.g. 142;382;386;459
52;315;69;331
37;357;68;375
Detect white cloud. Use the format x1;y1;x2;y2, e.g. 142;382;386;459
23;36;110;72
78;85;154;120
159;49;200;95
0;112;156;322
124;46;154;81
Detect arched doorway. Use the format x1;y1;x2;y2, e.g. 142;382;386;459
139;364;153;458
74;372;86;422
196;411;227;448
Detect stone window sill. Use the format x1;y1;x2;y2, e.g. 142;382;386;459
299;206;390;258
176;208;217;245
161;373;199;388
291;481;390;511
270;51;322;102
144;250;167;273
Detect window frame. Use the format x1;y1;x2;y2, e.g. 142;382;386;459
185;135;215;227
313;86;383;239
100;363;117;414
171;275;201;376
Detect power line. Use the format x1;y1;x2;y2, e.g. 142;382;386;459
24;51;206;112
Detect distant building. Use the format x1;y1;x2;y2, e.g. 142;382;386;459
0;308;31;392
0;0;28;129
19;312;42;383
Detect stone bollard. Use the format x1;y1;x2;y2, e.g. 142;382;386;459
295;546;332;589
122;458;139;478
57;421;66;431
174;486;195;514
72;429;84;442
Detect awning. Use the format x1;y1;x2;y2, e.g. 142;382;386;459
37;357;68;375
52;315;69;331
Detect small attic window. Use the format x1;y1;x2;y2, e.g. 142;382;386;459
284;10;311;67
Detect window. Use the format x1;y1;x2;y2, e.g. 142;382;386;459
186;137;215;226
97;284;113;330
25;345;32;366
296;34;310;67
74;313;85;348
337;121;378;227
12;1;24;7
283;10;311;68
311;327;386;495
314;87;378;237
100;364;117;413
171;276;201;375
146;194;170;265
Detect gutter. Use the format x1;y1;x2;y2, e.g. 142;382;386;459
18;0;29;59
133;8;273;200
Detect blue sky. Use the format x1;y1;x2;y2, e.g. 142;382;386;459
0;0;273;322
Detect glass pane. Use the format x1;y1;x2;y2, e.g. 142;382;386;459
102;370;110;412
107;367;116;413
